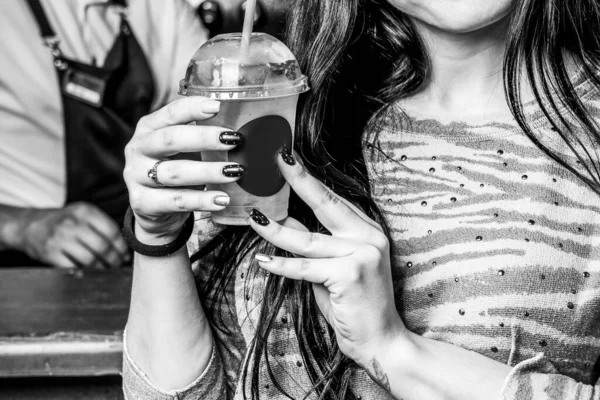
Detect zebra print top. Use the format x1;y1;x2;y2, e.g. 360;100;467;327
365;80;600;397
122;77;600;399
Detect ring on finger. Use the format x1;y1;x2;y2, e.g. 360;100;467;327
147;160;165;186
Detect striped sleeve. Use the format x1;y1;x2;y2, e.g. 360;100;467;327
500;353;600;399
122;330;228;400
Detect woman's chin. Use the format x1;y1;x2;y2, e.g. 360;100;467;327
388;0;512;35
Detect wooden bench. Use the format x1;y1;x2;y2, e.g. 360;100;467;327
0;268;131;377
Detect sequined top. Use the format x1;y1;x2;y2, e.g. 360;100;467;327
123;78;600;399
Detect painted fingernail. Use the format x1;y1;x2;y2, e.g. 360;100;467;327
219;131;243;145
250;208;270;226
280;146;296;166
255;253;273;263
222;164;246;177
200;100;221;114
214;195;230;206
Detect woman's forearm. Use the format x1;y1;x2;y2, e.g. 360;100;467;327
126;222;213;391
370;330;511;400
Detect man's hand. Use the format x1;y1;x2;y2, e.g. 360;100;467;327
19;202;130;268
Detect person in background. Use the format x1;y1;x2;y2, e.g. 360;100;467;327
122;0;600;399
0;0;207;268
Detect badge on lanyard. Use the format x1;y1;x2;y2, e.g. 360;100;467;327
62;68;107;108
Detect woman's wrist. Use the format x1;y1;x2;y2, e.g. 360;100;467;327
355;325;423;396
133;220;183;246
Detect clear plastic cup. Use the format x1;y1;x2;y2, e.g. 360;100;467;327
179;33;309;225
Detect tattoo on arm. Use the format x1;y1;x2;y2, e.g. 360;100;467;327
371;358;391;393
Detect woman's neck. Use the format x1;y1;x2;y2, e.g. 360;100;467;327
400;16;512;124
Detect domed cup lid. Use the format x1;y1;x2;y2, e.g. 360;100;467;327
179;32;309;100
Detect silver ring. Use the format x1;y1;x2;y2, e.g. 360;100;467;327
147;160;165;186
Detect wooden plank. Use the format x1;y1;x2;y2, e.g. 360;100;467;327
0;268;132;377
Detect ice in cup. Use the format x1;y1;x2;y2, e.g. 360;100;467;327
179;33;309;225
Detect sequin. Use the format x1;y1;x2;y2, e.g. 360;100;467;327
265;384;270;389
525;238;530;242
552;178;557;182
297;361;303;367
280;352;285;357
450;197;457;202
455;277;460;282
498;270;505;276
567;302;575;309
491;346;498;353
499;322;505;327
539;340;547;347
460;184;465;187
541;274;546;280
554;202;559;206
522;175;528;180
387;199;393;203
432;156;437;160
480;184;485;188
246;295;250;300
571;289;577;294
459;309;465;316
432;261;437;266
421;201;428;206
524;311;530;317
281;317;288;324
428;293;433;298
407;262;413;268
497;150;504;155
366;144;373;149
457;166;462;171
558;243;564;248
429;168;436;173
503;163;508;167
241;273;245;279
528;220;535;225
401;155;407;161
476;236;483;241
494;213;499;217
428;230;433;234
584;272;591;278
578;227;583;232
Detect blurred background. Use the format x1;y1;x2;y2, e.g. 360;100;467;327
0;1;288;398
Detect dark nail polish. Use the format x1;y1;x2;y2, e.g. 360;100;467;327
219;131;243;145
280;146;296;166
223;165;245;177
250;208;270;226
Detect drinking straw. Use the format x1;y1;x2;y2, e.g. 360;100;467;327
240;0;257;59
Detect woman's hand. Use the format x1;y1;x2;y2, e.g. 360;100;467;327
123;96;241;390
124;97;244;241
250;150;405;381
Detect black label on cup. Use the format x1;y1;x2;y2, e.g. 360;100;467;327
229;115;293;197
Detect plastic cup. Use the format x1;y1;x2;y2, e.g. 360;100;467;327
179;33;309;225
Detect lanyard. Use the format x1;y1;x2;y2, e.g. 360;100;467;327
26;0;127;71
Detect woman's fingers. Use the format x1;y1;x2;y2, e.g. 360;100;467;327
276;152;370;235
136;159;245;187
319;182;384;233
137;97;220;132
130;188;230;215
249;209;355;258
255;253;347;286
140;125;242;158
281;216;309;232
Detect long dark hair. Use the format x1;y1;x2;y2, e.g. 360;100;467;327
194;0;600;399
